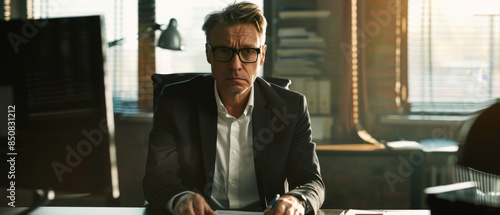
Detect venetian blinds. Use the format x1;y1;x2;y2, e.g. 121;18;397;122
408;0;500;113
33;0;138;113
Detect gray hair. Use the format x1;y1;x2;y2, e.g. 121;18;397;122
202;1;267;44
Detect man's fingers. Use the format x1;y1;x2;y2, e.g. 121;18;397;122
265;197;304;215
205;206;216;215
175;198;195;215
175;193;215;215
192;194;213;215
275;202;285;215
287;201;304;215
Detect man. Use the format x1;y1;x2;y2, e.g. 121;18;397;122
143;2;325;215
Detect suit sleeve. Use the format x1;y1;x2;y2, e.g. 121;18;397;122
285;94;325;215
143;89;190;214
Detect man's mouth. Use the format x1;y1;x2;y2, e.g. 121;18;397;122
227;77;245;81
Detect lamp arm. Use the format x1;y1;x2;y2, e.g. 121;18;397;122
108;23;163;47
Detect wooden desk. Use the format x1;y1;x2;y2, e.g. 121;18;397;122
0;207;429;215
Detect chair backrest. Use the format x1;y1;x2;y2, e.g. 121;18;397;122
457;102;500;176
151;73;291;109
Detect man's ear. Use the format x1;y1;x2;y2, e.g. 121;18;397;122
259;44;267;66
205;43;212;64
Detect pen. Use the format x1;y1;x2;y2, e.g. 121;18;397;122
211;195;225;209
268;194;280;209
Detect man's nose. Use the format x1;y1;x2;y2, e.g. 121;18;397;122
229;52;242;70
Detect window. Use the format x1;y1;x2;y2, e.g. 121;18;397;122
408;0;500;114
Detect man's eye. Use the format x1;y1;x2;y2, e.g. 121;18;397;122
217;49;231;54
242;49;256;54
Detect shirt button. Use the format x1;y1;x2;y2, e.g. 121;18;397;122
230;180;236;185
232;150;238;154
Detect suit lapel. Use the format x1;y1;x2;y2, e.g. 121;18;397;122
252;79;271;207
197;78;217;196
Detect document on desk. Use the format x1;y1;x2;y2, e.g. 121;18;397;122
216;210;263;215
341;209;430;215
341;210;384;215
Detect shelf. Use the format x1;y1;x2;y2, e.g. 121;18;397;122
265;0;349;141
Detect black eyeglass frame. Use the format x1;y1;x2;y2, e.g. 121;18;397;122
207;44;262;63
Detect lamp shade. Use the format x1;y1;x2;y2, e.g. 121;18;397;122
157;18;185;50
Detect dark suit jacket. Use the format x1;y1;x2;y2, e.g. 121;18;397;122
143;75;325;214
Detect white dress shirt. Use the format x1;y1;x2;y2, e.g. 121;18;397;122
167;82;260;213
212;82;260;209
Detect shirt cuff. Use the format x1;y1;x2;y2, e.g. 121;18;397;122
167;191;196;214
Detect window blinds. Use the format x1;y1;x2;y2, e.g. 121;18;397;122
33;0;139;113
408;0;500;113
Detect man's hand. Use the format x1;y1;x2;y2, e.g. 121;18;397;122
264;195;305;215
173;193;216;215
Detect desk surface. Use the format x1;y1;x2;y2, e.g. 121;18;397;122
0;207;430;215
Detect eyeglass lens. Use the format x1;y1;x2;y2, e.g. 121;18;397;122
214;48;258;63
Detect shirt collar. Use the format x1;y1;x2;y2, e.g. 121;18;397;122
214;80;254;117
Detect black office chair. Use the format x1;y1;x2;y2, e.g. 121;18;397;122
425;102;500;214
457;102;500;176
151;73;291;108
451;102;500;206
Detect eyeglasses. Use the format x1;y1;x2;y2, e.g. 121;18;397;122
207;44;261;63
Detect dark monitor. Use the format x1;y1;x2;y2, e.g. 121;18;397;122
0;15;119;206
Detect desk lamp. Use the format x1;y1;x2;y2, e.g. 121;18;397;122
108;18;184;50
157;18;184;50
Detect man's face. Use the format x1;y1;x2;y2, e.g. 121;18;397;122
206;23;266;95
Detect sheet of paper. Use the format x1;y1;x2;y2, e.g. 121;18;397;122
386;140;423;150
341;209;384;215
216;210;263;215
341;209;430;215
